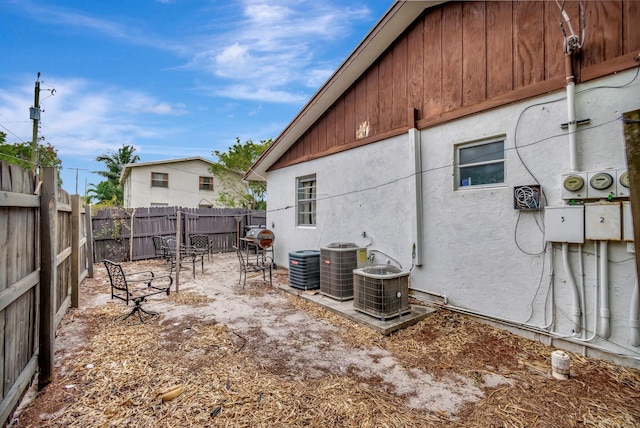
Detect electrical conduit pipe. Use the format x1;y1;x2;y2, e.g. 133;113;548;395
599;241;611;339
631;278;640;347
562;242;582;335
561;52;582;336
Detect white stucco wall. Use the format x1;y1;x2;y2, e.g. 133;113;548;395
123;160;238;208
416;69;639;364
266;68;640;365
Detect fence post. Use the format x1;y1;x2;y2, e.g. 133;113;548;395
71;195;80;308
85;204;94;278
38;167;57;389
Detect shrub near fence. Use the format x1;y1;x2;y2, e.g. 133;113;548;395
92;206;266;262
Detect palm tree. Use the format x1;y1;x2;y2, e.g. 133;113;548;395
92;144;139;205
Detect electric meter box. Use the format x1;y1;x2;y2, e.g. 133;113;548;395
544;205;585;243
587;171;617;199
623;201;634;241
585;202;621;241
617;169;630;197
561;173;587;200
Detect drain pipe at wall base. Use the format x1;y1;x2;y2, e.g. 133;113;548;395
631;278;640;347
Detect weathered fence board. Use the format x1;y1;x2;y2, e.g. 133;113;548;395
92;207;266;262
0;161;39;425
0;162;92;426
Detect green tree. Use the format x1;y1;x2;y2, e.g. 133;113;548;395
0;132;64;186
86;180;120;206
211;138;270;210
90;144;139;205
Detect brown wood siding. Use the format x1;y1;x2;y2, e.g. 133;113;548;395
486;1;513;97
463;2;487;105
270;0;640;171
423;8;443;118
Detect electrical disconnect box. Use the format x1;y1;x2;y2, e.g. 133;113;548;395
544;205;585;243
585;202;621;241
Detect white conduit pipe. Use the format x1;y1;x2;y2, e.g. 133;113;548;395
631;278;640;347
562;242;582;335
579;245;586;340
567;81;578;172
599;241;611;339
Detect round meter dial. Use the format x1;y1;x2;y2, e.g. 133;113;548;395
563;175;585;192
619;170;630;188
589;172;613;190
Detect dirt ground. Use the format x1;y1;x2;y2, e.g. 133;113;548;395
9;252;640;427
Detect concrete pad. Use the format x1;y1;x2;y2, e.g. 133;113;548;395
279;285;435;335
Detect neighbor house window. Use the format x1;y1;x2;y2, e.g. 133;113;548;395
297;174;316;226
151;172;169;188
199;176;214;190
456;138;505;188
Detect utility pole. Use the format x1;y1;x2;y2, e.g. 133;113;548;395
29;72;41;171
67;167;87;194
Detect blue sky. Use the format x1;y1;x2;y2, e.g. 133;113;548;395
0;0;391;194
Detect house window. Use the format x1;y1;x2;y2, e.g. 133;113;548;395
456;138;505;188
199;176;214;190
151;172;169;188
297;174;316;226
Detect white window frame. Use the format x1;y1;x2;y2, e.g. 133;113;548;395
455;137;505;189
296;174;316;227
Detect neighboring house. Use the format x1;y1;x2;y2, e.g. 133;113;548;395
247;1;640;366
121;157;243;208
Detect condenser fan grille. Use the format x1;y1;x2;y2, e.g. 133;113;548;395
353;266;410;321
320;243;364;301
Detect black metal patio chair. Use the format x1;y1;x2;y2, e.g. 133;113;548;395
234;246;272;288
152;235;170;262
103;259;173;324
190;234;212;261
165;238;205;278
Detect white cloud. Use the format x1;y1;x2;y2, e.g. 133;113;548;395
189;0;374;103
0;76;188;160
213;84;308;104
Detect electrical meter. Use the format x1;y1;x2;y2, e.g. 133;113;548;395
563;175;584;192
617;169;630;197
562;173;587;199
619;170;630;188
589;172;613;190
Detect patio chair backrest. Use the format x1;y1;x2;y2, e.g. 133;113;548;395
190;234;210;250
152;236;168;258
104;259;129;296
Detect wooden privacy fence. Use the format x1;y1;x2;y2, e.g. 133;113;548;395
0;163;92;426
92;206;266;262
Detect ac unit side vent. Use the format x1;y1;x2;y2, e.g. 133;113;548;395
320;243;365;301
353;266;411;321
289;250;320;290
